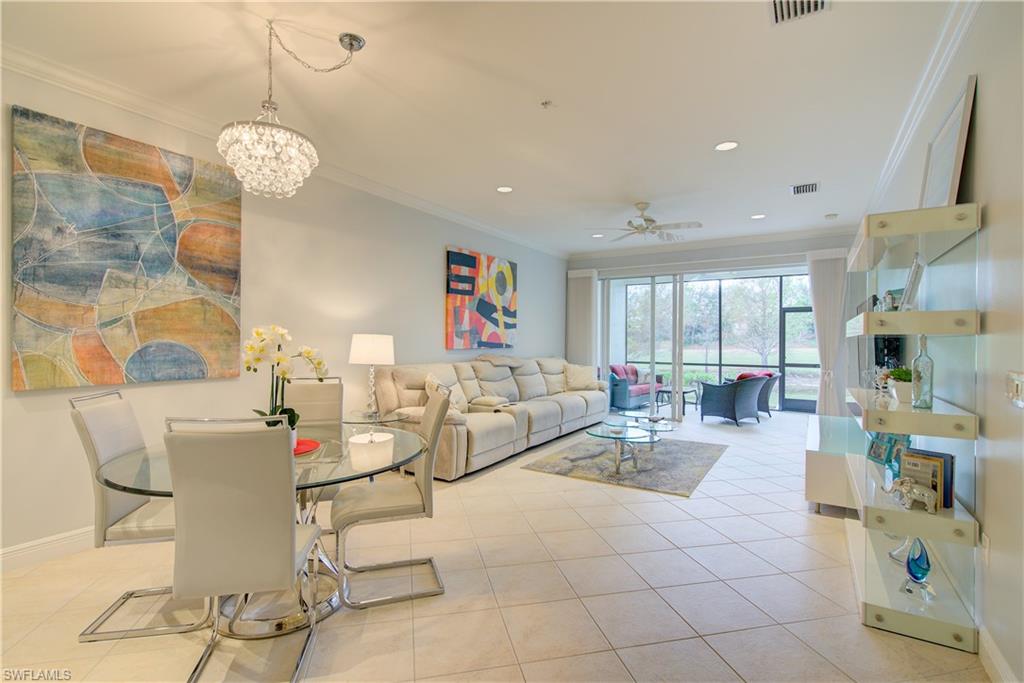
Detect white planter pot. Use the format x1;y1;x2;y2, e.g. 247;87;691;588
890;381;913;403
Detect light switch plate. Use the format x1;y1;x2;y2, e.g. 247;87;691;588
1008;371;1024;408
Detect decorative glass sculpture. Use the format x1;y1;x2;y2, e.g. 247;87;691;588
887;535;911;564
901;537;936;600
912;334;934;409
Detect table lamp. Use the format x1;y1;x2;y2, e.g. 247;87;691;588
349;333;395;417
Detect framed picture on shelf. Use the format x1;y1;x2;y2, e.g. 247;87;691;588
867;433;900;466
900;253;924;311
901;448;955;509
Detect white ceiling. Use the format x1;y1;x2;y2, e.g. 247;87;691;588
2;2;951;256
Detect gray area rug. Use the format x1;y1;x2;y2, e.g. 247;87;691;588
523;437;727;497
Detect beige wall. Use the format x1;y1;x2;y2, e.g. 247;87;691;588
872;3;1023;678
0;69;567;549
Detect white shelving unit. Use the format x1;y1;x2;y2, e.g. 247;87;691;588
837;202;982;654
845;310;979;337
848;388;978;440
847;203;979;272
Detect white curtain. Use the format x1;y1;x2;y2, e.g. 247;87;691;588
807;251;849;416
565;270;598;366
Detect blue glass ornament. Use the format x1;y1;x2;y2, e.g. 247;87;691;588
905;538;931;583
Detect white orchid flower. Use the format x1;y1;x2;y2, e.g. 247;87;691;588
251;354;265;367
272;351;289;366
270;324;292;343
243;355;254;371
251;326;266;340
275;362;294;379
243;339;259;354
298;345;315;359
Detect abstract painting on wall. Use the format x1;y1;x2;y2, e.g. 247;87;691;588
11;106;242;391
445;247;517;349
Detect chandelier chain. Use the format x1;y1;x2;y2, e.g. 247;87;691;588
267;20;355;84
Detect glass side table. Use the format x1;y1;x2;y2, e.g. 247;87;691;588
343;411;408;425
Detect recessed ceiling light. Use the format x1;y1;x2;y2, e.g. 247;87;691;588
751;213;766;220
825;213;839;220
714;141;739;151
496;186;513;193
591;233;605;238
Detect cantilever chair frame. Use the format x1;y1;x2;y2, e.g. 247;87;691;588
333;388;450;610
71;390;212;644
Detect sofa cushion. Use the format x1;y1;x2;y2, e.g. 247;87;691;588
512;360;548;401
536;393;586;422
454;362;482;404
391;364;468;411
463;412;516;456
471;362;520;402
521;399;562;434
628;383;663;397
736;370;774;380
563;390;608;416
396;405;467;426
566;363;602;391
536;357;568;394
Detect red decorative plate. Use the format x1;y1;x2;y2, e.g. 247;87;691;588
294;439;321;457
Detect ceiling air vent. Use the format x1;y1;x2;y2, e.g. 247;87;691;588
771;0;829;25
790;182;819;196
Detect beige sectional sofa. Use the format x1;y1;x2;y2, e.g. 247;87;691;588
375;357;609;480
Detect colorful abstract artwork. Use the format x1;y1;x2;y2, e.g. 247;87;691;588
11;106;242;391
445;247;517;349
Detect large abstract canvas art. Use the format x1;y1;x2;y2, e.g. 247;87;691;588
445;247;517;349
11;106;242;391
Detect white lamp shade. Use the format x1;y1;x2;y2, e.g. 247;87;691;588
349;334;395;365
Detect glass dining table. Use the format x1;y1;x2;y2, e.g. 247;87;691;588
95;423;426;639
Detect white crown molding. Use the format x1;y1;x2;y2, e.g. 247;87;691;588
566;224;857;261
806;248;850;261
866;1;980;211
1;44;567;259
0;526;93;571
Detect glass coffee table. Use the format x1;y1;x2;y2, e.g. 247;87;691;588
586;423;661;474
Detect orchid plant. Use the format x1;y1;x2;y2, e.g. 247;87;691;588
242;324;328;429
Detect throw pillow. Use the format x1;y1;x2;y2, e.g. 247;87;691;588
565;363;600;391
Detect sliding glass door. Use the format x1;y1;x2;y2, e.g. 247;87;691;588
603;275;681;418
602;271;819;416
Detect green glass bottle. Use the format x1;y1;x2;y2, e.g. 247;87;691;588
912;334;934;409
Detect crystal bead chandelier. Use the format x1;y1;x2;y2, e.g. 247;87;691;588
218;20;364;199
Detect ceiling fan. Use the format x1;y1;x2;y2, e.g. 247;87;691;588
596;202;702;242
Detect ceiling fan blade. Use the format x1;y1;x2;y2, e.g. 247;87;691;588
655;221;703;231
611;232;634;242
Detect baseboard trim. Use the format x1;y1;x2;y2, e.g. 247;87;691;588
979;624;1018;683
1;526;93;572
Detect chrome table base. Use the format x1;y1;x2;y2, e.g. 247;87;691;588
216;543;340;639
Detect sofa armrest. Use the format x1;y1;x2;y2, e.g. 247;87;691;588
470;395;510;408
397;406;467;426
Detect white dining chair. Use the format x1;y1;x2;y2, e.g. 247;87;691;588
70;390;210;643
287;376;343;426
329;388;450;609
288;377;343;514
164;415;320;683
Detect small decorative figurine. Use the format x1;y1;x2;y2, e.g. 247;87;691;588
887;477;938;514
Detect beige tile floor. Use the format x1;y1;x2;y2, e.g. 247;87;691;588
1;411;989;682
